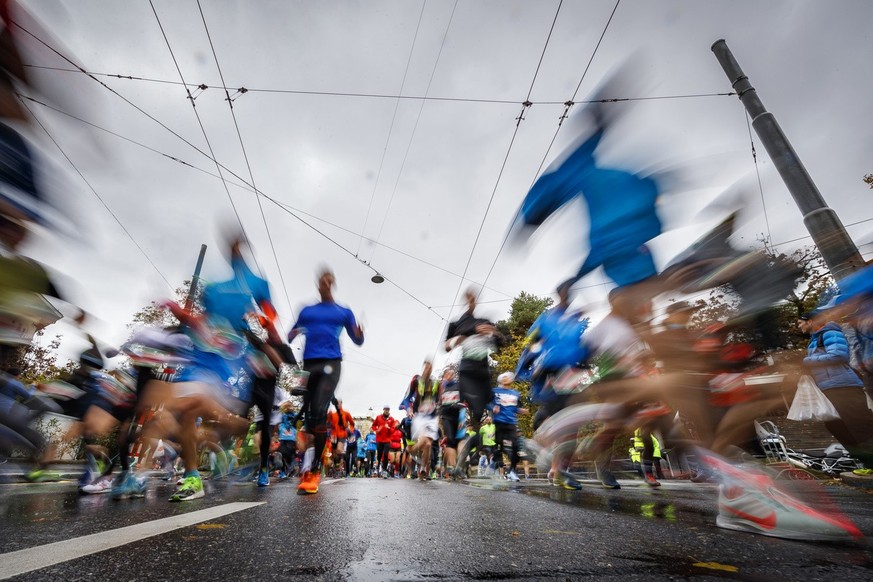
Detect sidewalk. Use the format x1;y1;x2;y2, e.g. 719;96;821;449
0;461;165;483
839;471;873;489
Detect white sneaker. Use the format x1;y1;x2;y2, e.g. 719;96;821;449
508;471;520;482
717;483;861;541
80;478;113;495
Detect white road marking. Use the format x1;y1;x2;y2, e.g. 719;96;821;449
0;501;265;580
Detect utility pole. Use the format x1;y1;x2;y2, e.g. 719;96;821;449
711;39;864;280
184;244;207;313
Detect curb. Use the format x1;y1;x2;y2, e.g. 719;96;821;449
839;472;873;489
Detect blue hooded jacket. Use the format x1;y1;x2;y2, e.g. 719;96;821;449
804;322;864;390
519;128;660;288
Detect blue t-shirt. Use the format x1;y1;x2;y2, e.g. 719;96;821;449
528;306;589;371
365;432;377;451
278;414;297;441
347;428;361;445
202;256;271;331
492;387;521;425
293;301;363;360
357;439;368;458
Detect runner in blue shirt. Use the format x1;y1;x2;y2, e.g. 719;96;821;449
288;268;364;494
277;410;298;478
491;372;527;481
364;430;378;476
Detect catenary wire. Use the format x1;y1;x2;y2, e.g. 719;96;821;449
22;63;733;107
195;0;295;326
745;110;772;247
19;98;174;290
147;0;258;269
367;0;459;267
355;0;427;258
18;91;514;302
477;0;622;298
440;0;564;343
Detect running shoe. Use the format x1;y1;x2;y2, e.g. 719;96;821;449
111;472;147;500
24;469;61;483
644;474;662;488
78;467;97;488
169;475;205;502
716;483;862;541
852;468;873;476
554;470;583;490
278;471;288;480
162;467;176;481
297;471;320;495
595;465;621;490
507;470;521;482
80;478;113;495
257;467;270;487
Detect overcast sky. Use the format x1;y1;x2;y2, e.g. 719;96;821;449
14;0;873;417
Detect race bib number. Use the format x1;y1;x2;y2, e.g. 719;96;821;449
461;335;491;360
441;391;460;406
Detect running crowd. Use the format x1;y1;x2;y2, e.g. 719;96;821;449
3;16;873;544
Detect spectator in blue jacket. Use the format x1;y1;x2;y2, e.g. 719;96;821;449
799;311;873;471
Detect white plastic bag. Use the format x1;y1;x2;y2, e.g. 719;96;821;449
787;375;840;422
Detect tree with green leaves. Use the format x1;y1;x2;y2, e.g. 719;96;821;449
493;292;553;437
128;280;200;333
689;244;833;353
5;330;75;384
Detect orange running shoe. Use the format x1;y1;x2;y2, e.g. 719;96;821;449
297;471;320;495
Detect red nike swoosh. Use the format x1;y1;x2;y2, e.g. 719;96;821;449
720;504;776;530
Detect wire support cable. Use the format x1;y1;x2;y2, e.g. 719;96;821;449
195;0;294;325
355;0;428;258
19;98;173;290
147;0;257;270
477;0;621;298
441;0;564;338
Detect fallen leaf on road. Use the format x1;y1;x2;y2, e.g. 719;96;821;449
196;524;226;530
693;562;738;573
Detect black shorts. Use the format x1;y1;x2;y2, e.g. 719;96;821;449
532;394;570;431
458;367;491;424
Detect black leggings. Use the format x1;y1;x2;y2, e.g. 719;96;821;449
278;440;297;473
301;359;342;471
345;444;357;474
494;423;521;472
252;376;277;469
376;442;391;470
459;367;491;431
440;408;461;448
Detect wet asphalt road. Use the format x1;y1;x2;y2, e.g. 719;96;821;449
1;474;872;581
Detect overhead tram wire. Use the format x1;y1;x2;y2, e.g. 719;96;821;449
367;0;459;267
771;216;873;249
22;63;733;107
440;0;565;338
23;90;589;300
745;110;772;248
147;0;262;275
195;0;295;325
149;0;443;319
355;0;427;258
9;18;262;259
12;19;733;327
19;99;174;291
16;92;457;322
477;0;622;297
